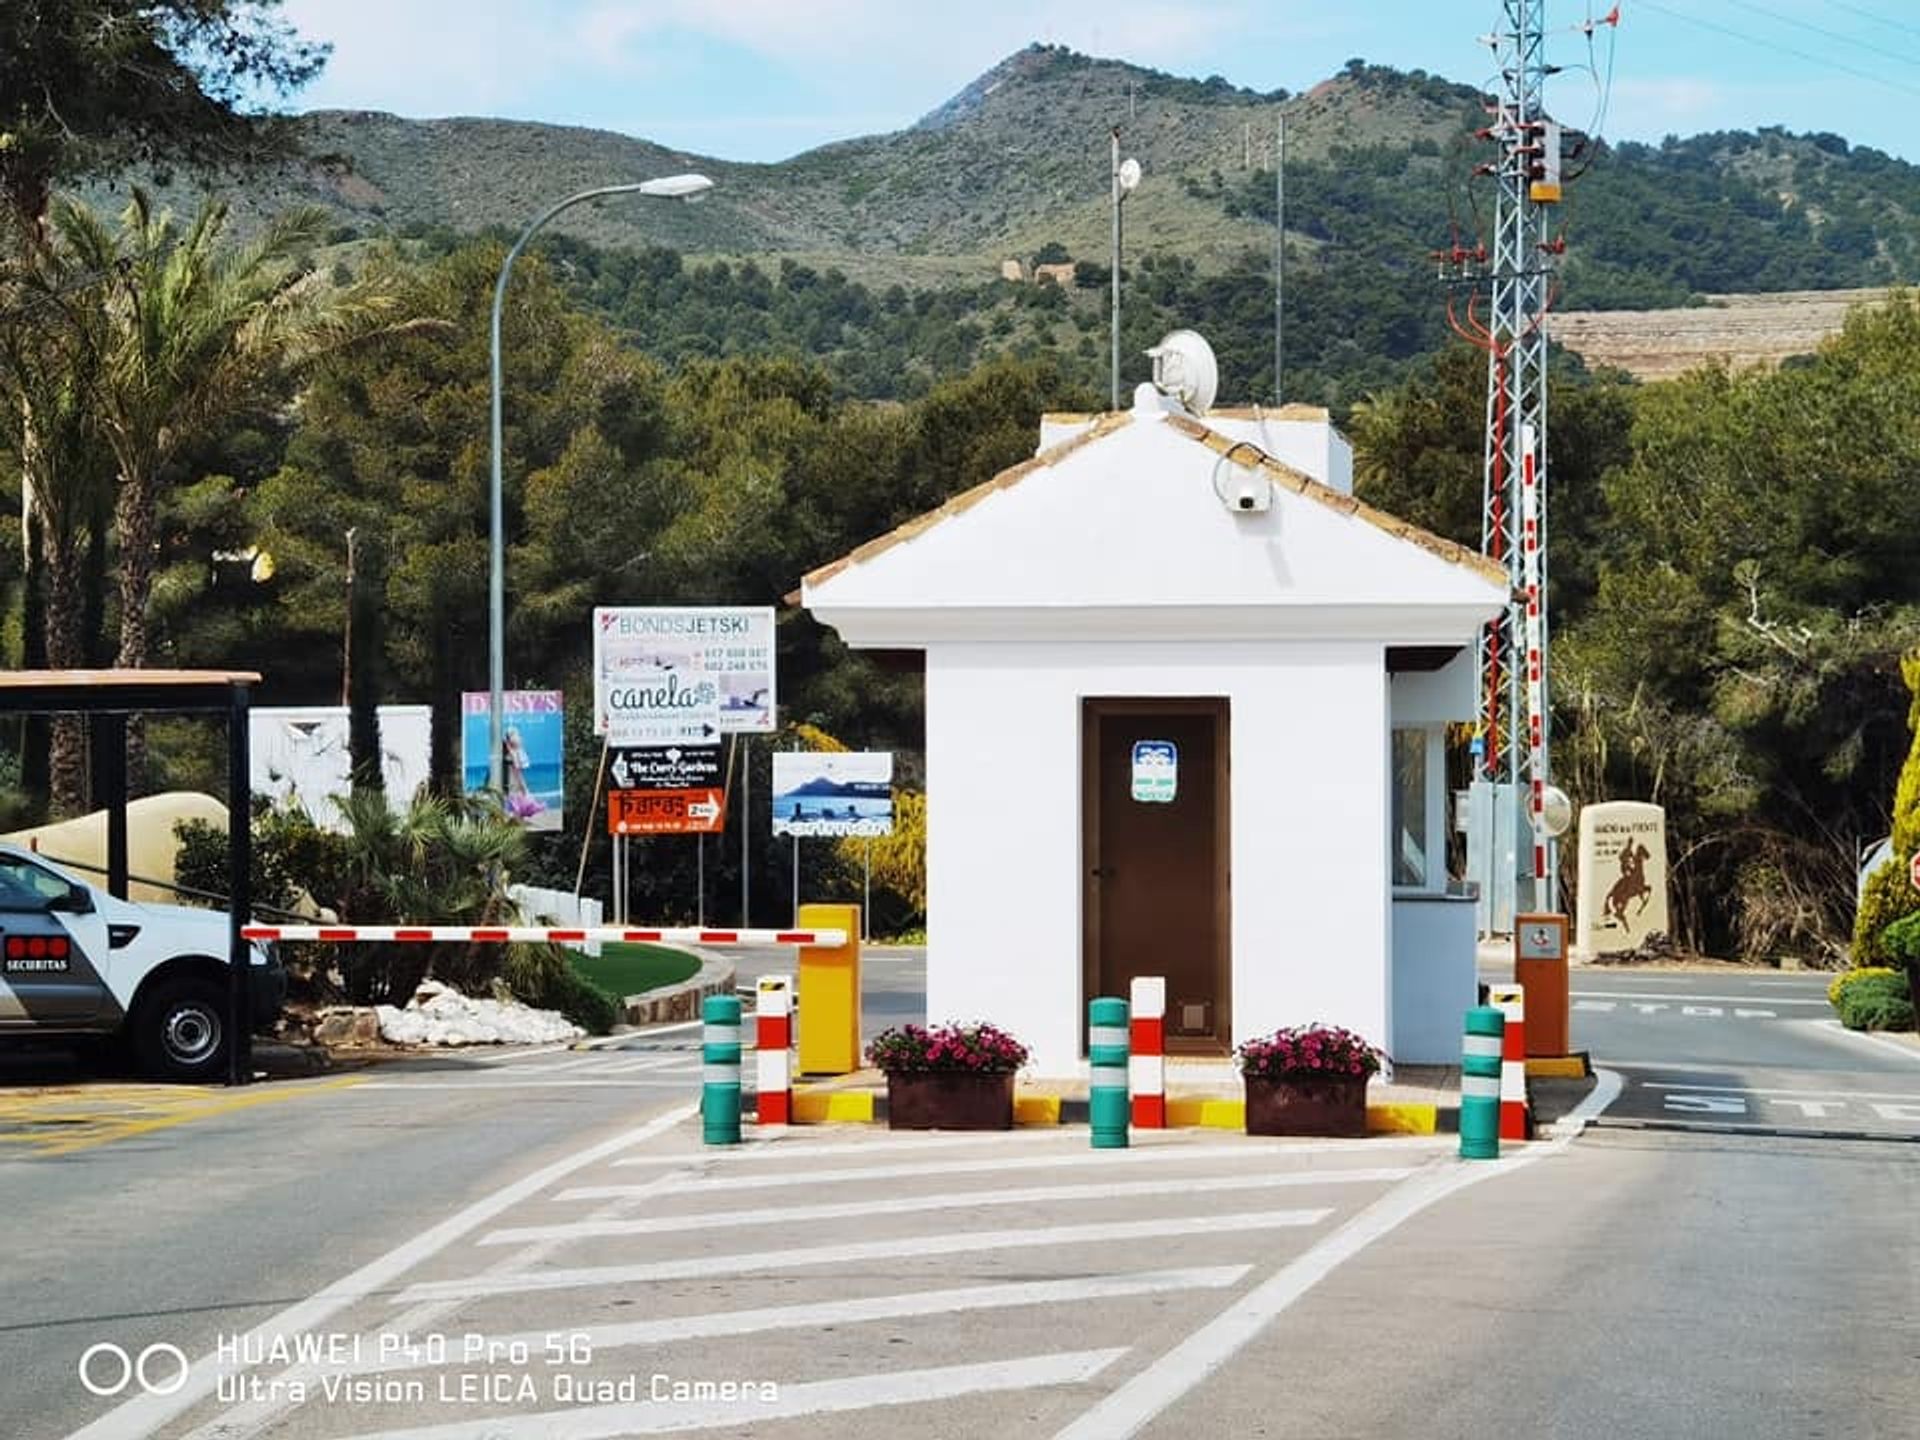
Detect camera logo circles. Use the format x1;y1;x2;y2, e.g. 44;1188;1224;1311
78;1342;189;1398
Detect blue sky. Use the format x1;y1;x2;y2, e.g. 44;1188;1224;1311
276;1;1920;164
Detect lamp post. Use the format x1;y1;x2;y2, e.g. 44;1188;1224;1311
488;173;713;791
1109;130;1141;411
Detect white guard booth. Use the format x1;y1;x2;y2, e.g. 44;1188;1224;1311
801;385;1509;1074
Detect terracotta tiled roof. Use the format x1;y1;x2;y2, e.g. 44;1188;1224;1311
795;407;1509;598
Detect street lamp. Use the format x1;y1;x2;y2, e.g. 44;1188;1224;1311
1110;130;1141;410
488;174;714;791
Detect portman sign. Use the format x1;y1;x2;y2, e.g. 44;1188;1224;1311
592;606;776;743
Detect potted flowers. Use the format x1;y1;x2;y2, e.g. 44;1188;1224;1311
1236;1023;1382;1137
865;1022;1030;1130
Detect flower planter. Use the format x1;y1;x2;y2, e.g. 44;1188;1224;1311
1244;1074;1369;1137
885;1071;1016;1130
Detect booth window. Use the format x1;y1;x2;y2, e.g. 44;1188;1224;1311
1392;727;1438;891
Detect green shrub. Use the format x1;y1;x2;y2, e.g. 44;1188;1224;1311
1882;910;1920;962
1851;859;1919;965
1829;965;1899;1009
1834;970;1915;1031
499;944;618;1035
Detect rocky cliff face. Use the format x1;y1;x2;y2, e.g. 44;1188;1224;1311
1549;289;1892;380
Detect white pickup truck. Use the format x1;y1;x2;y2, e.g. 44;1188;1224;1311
0;841;285;1079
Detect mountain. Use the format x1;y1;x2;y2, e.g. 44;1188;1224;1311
72;48;1920;405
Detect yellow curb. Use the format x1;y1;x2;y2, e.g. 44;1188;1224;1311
1167;1097;1245;1129
1014;1094;1061;1126
1525;1055;1591;1079
792;1090;874;1124
1366;1103;1438;1135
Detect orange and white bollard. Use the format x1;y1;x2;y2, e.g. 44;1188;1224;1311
1128;976;1167;1128
754;975;793;1126
1489;983;1531;1141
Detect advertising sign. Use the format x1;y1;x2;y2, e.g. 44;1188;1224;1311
1130;740;1178;803
607;788;727;836
592;606;775;742
252;706;432;833
461;691;564;830
607;745;723;792
772;752;893;839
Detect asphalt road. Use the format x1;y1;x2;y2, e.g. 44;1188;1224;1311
1558;966;1920;1140
6;949;1918;1439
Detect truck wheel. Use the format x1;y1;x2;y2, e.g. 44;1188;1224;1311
133;977;227;1081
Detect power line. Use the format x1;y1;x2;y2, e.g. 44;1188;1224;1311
1636;0;1920;100
1734;0;1920;69
1824;0;1920;44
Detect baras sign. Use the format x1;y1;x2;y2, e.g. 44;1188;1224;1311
592;607;775;742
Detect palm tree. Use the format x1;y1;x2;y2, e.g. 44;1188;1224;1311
0;237;117;811
48;189;395;785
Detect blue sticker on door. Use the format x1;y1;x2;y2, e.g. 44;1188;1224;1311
1130;740;1178;803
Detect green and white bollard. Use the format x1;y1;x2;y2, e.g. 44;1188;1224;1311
1460;1005;1505;1160
702;993;743;1146
1089;996;1130;1150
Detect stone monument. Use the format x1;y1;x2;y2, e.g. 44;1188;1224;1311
1575;800;1669;956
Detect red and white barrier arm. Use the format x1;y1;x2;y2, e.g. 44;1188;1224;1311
241;925;847;947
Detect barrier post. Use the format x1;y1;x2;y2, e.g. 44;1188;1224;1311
797;903;861;1076
1128;976;1166;1128
702;994;743;1145
754;976;793;1126
1489;983;1531;1141
1089;996;1130;1149
1460;1005;1505;1160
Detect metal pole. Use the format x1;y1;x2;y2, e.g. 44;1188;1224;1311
740;735;752;926
791;833;800;928
1110;126;1122;411
1275;113;1285;405
226;683;253;1087
489;177;711;794
863;838;872;944
697;834;705;927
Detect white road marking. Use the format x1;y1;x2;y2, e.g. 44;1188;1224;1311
604;1129;1446;1168
1053;1071;1625;1439
64;1102;698;1440
264;1268;1254;1384
184;1148;716;1440
470;1043;577;1063
560;1143;1415;1200
394;1209;1333;1306
484;1171;1411;1246
505;1054;623;1073
330;1350;1127;1440
591;1054;692;1075
1643;1084;1920;1100
1571;991;1826;1005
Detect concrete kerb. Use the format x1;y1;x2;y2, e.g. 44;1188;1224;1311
612;949;736;1029
768;1064;1462;1135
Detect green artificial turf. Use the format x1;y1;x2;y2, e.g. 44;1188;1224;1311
571;942;701;999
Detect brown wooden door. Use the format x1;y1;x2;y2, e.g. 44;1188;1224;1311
1083;699;1230;1053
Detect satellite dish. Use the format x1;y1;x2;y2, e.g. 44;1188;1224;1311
1145;330;1219;416
1540;785;1573;838
1116;157;1142;193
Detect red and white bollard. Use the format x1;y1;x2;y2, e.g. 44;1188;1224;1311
1129;976;1167;1129
754;975;794;1126
1489;983;1531;1141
